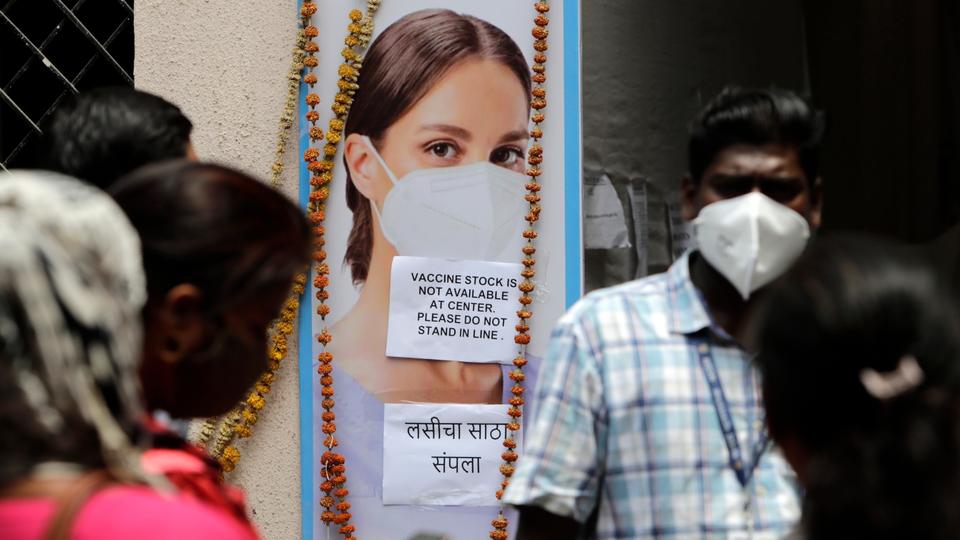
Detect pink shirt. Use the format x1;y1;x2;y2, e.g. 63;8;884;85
0;485;257;540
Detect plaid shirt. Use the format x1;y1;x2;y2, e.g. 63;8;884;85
504;251;800;539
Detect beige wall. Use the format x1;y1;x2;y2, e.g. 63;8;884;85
135;2;303;539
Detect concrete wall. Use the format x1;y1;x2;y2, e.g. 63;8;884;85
135;2;303;539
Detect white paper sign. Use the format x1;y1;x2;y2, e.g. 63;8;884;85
383;403;519;506
386;256;522;363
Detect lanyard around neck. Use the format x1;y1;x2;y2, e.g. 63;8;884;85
696;340;769;488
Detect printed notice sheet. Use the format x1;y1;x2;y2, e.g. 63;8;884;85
383;403;519;506
386;256;522;364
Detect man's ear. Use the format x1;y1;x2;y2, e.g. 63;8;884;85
680;176;699;221
809;176;823;230
153;284;208;365
344;133;381;200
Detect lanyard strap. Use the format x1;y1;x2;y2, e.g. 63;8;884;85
696;341;769;488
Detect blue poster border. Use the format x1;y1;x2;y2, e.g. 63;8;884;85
297;1;582;537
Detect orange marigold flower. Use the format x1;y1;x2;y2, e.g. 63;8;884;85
324;435;339;447
532;96;547;110
533;40;549;52
332;464;346;474
306;111;320;122
307;161;325;173
503;438;517;449
301;2;317;17
322;422;337;434
509;396;525;407
304;148;320;161
318;304;332;317
515;323;530;333
511;384;525;395
309;211;325;223
519;282;535;293
519;295;534;305
320;496;334;508
532;112;545;123
317;330;332;345
317;289;330;301
314;275;330;288
303;56;318;68
532;87;547;99
320;510;335;522
309;127;324;140
507;407;523;418
305;25;319;38
318;363;333;375
530;127;543;138
320;375;333;386
339;525;356;535
509;370;526;382
507;422;521;432
521;268;536;279
331;475;347;486
522;257;537;267
334;488;349;498
321;386;335;397
322;398;335;410
534;52;547;64
304;41;319;53
517;309;533;319
318;351;333;363
492;517;509;529
333;512;351;524
513;355;528;367
532;27;549;39
336;502;351;512
499;464;515;476
535;14;550;27
490;530;508;540
502;450;519;462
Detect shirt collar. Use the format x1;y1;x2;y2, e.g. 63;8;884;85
666;249;717;336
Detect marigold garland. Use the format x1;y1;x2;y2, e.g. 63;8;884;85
196;20;311;467
490;2;551;539
203;275;306;473
303;1;381;538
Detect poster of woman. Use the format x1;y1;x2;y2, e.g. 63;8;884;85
300;1;580;538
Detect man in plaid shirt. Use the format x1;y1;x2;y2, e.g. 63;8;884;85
504;87;823;539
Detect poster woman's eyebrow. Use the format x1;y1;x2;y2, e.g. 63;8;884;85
419;123;472;140
497;129;529;144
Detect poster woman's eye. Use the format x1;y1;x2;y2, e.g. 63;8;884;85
427;141;458;160
490;146;523;168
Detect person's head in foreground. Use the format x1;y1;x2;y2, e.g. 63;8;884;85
0;170;148;489
41;86;195;190
682;86;824;302
342;8;532;283
110;161;310;419
754;234;960;540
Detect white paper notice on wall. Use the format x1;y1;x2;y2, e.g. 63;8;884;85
386;256;522;364
383;403;519;506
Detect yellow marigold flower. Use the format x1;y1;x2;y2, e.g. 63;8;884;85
242;409;258;425
234;423;253;438
247;394;266;410
348;9;362;21
255;383;271;395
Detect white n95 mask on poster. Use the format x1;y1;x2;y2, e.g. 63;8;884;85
363;136;527;262
693;192;810;299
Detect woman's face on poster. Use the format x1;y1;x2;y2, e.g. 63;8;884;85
362;59;529;203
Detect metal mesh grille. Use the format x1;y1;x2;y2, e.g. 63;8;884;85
0;0;134;171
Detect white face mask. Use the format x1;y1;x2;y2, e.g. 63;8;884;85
362;136;527;262
693;192;810;299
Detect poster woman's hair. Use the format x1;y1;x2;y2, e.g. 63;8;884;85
344;9;532;283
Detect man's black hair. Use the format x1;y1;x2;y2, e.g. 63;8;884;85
40;87;193;190
688;86;824;185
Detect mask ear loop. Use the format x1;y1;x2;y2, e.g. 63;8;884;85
860;355;925;400
360;136;401;250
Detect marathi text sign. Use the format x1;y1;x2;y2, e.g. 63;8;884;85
386;256;522;363
383;403;519;506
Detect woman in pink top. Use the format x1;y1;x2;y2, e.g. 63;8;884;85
0;171;255;540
